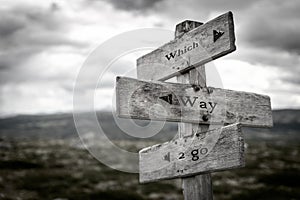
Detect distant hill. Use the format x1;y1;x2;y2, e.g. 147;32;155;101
0;112;177;141
243;109;300;141
0;110;299;141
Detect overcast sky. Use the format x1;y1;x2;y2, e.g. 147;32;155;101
0;0;300;116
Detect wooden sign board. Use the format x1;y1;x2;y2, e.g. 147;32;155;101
139;123;244;183
116;76;273;127
137;12;236;81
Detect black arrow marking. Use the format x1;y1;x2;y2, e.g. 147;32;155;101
213;30;225;42
159;94;173;104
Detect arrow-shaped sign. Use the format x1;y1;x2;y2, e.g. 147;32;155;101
139;123;244;183
116;76;273;127
137;12;236;81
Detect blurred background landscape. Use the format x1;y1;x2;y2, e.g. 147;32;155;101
0;109;299;200
1;0;300;199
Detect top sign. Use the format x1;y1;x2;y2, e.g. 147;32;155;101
137;12;236;81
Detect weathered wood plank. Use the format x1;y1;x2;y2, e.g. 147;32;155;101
139;123;245;183
136;11;236;81
116;76;273;127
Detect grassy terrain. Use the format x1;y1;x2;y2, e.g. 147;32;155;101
0;138;299;200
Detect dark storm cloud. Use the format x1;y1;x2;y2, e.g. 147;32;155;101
198;0;264;11
99;0;162;12
282;75;300;86
0;4;84;50
0;4;86;83
0;16;24;37
240;0;300;54
244;22;300;54
99;0;263;14
228;0;300;88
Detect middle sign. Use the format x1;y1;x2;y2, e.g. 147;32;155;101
116;76;273;127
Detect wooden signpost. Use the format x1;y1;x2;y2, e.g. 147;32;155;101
137;12;235;81
115;11;273;199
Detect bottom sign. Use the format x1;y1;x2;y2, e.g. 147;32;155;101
139;123;244;183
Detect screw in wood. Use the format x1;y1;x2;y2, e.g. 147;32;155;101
202;114;209;122
192;84;201;91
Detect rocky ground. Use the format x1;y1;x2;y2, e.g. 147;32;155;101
0;137;299;200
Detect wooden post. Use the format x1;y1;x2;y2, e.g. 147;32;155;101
175;21;213;200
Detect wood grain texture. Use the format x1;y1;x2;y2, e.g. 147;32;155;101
139;123;245;183
136;11;236;81
178;67;213;200
116;76;273;127
182;174;213;200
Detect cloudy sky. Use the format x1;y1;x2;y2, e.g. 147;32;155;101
0;0;299;116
